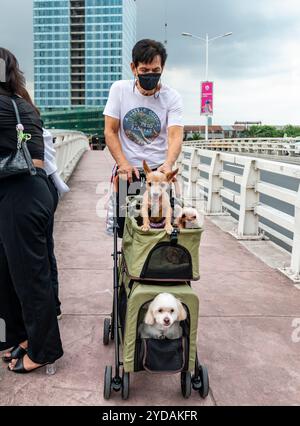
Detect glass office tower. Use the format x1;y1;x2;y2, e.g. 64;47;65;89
33;0;136;111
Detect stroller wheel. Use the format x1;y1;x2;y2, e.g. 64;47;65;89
121;370;130;400
103;366;112;400
181;371;192;399
198;365;209;398
103;318;111;346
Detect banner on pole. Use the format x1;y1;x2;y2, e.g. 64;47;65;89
201;81;213;115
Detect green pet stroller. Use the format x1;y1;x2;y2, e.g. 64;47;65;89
103;188;209;400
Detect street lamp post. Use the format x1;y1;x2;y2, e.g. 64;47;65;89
182;31;232;141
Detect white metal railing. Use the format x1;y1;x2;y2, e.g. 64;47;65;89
184;138;300;157
50;129;89;182
176;146;300;282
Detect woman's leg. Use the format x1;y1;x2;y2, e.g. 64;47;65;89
47;177;61;316
0;238;27;352
46;217;61;316
0;172;63;365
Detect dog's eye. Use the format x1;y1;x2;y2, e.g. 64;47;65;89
158;309;163;313
182;214;186;219
170;309;174;313
148;182;152;187
192;215;196;219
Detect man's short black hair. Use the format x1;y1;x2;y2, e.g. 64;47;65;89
132;39;168;68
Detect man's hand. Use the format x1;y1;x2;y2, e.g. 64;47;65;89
157;161;173;175
118;160;140;183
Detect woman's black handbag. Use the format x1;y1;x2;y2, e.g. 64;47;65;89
0;98;36;180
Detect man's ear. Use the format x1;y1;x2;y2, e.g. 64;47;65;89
143;160;152;175
166;168;179;182
177;300;187;321
144;304;155;325
130;62;137;76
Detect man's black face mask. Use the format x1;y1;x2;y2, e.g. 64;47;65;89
138;73;161;91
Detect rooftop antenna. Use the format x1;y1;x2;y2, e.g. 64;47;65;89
164;0;168;45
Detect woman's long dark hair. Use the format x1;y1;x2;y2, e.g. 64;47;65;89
0;47;40;115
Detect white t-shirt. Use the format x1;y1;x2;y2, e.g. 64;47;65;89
43;128;70;197
43;128;57;176
103;80;183;168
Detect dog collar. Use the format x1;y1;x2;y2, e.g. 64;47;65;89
150;218;166;229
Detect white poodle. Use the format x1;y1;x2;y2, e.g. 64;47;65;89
139;293;187;339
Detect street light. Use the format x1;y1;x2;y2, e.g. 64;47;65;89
182;31;233;140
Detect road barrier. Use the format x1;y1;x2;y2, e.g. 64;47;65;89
177;146;300;282
184;138;300;156
51;130;89;182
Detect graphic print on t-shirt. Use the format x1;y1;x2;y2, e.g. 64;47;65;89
123;107;161;146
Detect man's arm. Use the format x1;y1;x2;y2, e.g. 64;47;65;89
158;90;184;174
104;115;139;181
104;115;125;165
158;125;183;174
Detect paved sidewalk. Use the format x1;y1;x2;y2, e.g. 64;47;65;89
0;150;299;406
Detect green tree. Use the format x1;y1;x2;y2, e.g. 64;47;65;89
245;125;283;138
282;125;300;137
192;132;203;140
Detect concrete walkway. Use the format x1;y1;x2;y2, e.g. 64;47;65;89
0;150;299;406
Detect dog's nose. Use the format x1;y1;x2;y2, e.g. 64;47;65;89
164;317;170;325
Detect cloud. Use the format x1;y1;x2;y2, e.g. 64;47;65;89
1;0;299;124
137;0;300;79
164;65;300;125
238;0;300;20
0;0;33;87
137;0;300;124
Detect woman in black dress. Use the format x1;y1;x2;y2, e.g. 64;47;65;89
0;47;63;373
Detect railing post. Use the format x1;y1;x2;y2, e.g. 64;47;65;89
189;148;200;204
206;151;223;214
290;185;300;278
237;159;259;236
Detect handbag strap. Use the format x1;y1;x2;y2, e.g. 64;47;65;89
10;98;31;149
11;98;22;125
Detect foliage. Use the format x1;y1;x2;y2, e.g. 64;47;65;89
282;125;300;137
243;125;300;138
185;132;204;141
191;132;202;140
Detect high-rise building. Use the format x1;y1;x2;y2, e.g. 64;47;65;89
33;0;136;111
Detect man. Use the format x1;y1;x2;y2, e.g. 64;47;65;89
104;39;184;236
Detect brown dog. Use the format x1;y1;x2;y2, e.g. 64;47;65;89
141;161;178;234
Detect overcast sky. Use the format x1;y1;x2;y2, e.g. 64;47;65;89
0;0;299;125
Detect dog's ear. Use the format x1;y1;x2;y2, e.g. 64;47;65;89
177;300;187;321
143;160;152;176
144;304;155;325
166;168;179;182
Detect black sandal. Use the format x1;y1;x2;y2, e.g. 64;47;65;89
8;355;50;374
2;345;27;363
